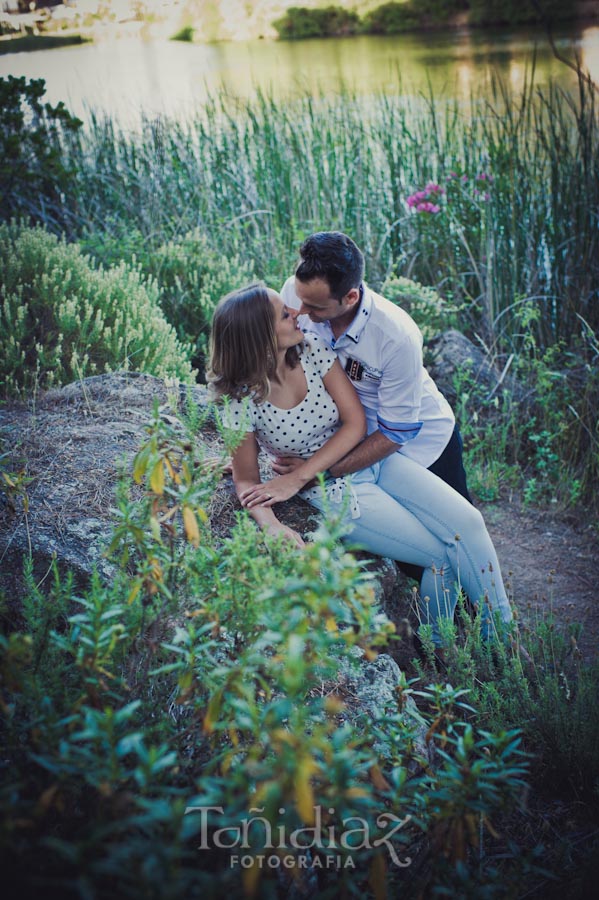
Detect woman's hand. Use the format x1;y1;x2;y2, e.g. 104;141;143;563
263;520;305;549
239;473;305;508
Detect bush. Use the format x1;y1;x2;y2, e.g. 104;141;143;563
273;5;360;40
171;25;194;42
363;2;421;33
0;411;533;897
382;274;454;341
0;76;82;228
80;226;255;376
151;231;255;374
0;222;194;396
362;1;467;34
426;599;599;800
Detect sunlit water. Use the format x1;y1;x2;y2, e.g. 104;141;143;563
1;25;598;127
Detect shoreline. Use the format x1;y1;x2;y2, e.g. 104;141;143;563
0;8;598;52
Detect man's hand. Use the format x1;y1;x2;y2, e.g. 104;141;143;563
271;456;322;489
271;456;305;477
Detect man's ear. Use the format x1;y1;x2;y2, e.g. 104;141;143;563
344;287;361;307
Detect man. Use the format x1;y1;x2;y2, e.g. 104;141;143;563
276;231;471;500
274;232;520;657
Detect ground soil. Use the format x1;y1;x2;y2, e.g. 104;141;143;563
482;496;599;661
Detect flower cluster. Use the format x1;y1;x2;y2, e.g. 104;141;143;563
447;170;494;202
406;182;444;214
406;170;495;216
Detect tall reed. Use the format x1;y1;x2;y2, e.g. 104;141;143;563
11;69;597;502
61;70;597;353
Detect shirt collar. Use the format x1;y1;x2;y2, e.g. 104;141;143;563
344;284;372;344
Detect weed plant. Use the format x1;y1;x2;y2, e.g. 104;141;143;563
0;410;543;898
414;594;599;801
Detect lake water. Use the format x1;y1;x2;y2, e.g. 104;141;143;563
1;25;598;127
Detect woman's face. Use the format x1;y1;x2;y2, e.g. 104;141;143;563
268;290;303;351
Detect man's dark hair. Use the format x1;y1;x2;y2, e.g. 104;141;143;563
295;232;365;300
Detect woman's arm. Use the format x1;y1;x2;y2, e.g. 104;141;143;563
231;430;305;547
240;359;366;509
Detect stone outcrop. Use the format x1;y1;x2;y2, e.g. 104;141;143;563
0;371;415;640
426;328;525;407
340;650;433;765
0;373;188;596
1;327;518;638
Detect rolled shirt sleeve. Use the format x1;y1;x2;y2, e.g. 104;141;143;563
375;330;424;447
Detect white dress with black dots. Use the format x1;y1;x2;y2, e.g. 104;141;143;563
224;335;340;458
223;335;360;516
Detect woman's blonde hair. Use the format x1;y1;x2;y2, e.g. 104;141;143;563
208;283;302;403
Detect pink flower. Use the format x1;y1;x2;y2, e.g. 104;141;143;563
416;201;441;214
476;172;494;183
407;183;445;210
447;171;459;180
406;189;428;207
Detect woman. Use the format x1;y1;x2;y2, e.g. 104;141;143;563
208;283;513;645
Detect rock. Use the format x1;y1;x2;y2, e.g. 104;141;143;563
0;373;414;639
340;651;433;767
426;328;525;407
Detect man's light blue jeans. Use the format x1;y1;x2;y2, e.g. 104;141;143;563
306;453;513;645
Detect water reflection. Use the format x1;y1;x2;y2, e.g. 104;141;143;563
0;25;596;127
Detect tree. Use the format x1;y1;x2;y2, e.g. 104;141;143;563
0;76;82;228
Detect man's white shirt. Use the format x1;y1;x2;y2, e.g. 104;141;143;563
280;277;454;468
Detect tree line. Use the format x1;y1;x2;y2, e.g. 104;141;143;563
274;1;577;40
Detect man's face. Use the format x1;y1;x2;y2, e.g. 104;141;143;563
294;277;359;323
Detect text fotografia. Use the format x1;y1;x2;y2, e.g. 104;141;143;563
184;805;412;868
231;852;354;870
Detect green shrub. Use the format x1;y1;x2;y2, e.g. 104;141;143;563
0;76;82;228
171;25;194;42
81;226;255;375
430;599;599;800
273;5;360;40
363;1;466;34
382;274;454;341
140;229;255;373
363;1;421;33
0;222;193;396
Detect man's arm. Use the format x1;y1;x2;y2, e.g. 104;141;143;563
326;429;397;477
272;428;397;480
